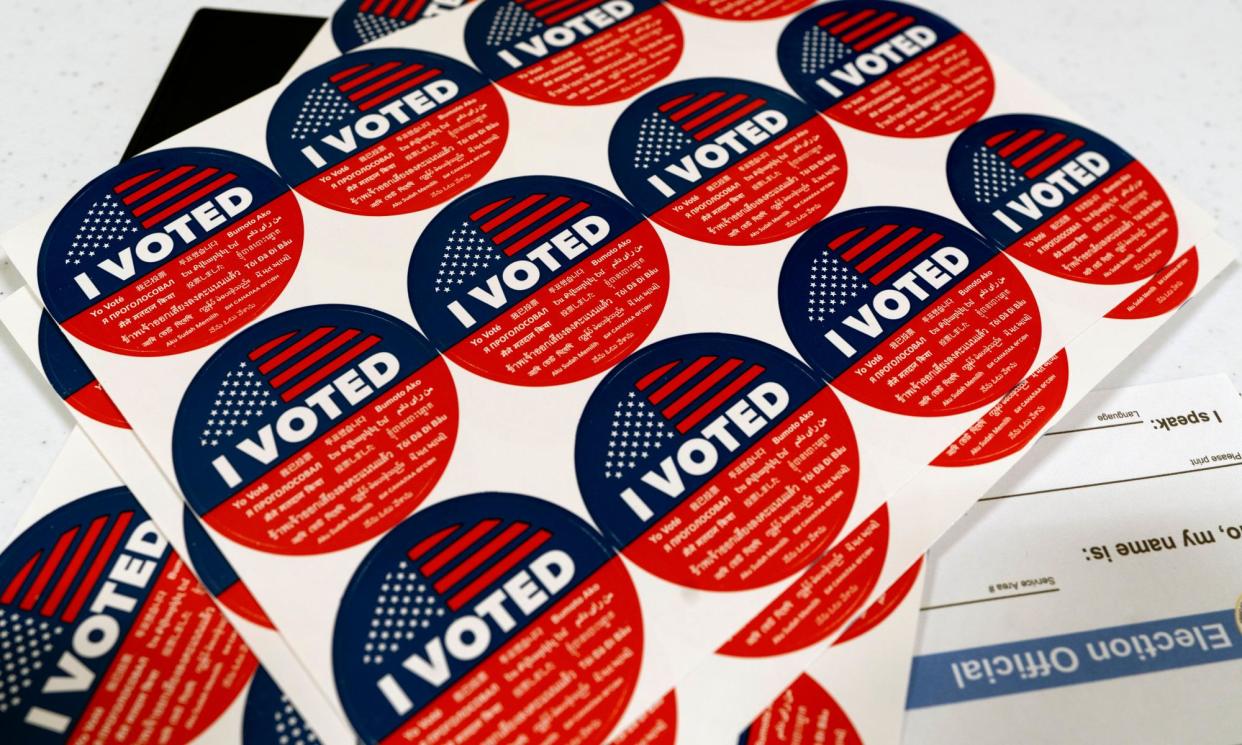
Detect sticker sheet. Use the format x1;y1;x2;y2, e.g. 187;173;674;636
0;0;1230;741
0;428;327;744
0;288;358;745
907;375;1242;744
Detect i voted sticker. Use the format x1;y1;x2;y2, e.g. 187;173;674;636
37;311;127;429
409;175;669;386
182;508;274;629
609;78;848;245
948;114;1179;284
464;0;683;105
268;49;508;215
0;488;256;743
38;147;304;356
575;333;859;591
172;304;458;555
777;1;994;138
739;675;860;745
333;492;643;745
778;207;1041;417
331;0;468;52
242;667;321;745
666;0;813;22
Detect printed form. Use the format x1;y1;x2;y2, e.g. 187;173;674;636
907;374;1242;744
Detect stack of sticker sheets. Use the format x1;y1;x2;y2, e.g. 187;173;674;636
0;0;1231;742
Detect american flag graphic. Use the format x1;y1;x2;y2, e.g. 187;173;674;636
435;191;593;293
347;0;430;45
816;7;919;52
484;0;610;47
357;519;552;665
970;127;1087;203
0;511;136;630
289;59;446;141
603;391;675;480
0;607;61;715
64;165;240;266
268;695;320;745
822;221;945;288
631;355;768;437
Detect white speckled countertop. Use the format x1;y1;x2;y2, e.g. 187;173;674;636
1;0;1239;539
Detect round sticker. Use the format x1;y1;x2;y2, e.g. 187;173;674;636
243;667;321;745
609;77;848;245
947;113;1179;284
576;333;859;591
932;351;1068;468
778;207;1042;417
333;492;643;745
268;49;509;215
0;488;256;743
182;508;275;629
1106;248;1199;320
37;312;127;428
719;505;887;656
463;0;683;105
172;304;459;555
409;175;669;386
740;675;860;745
667;0;813;22
38;147;304;356
331;0;440;52
776;0;994;138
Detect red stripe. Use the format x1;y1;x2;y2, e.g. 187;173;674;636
139;173;237;229
501;201;589;256
648;356;715;405
338;61;402;92
828;9;874;34
676;364;765;434
491;196;570;244
375;0;394;14
130;168;219;218
1024;138;1085;178
120;165;195;206
842;224;896;262
433;522;529;593
20;528;79;612
816;10;847;28
404;0;427;20
997;129;1043;157
829;227;865;250
480;193;546;233
1;552;41;604
662;359;742;420
470;197;513;222
360;0;376;11
407;525;460;562
984;130;1015;148
269;329;362;388
114;169;161;194
851;16;915;51
658;93;695;112
280;335;383;402
249;331;300;361
524;0;561;10
668;92;724;122
41;516;108;617
636;360;680;391
871;232;943;284
330;63;371;83
421;520;500;576
840;11;896;44
357;68;441;111
855;226;921;274
681;93;748;133
62;512;133;623
346;64;425;102
390;0;410;16
259;327;334;374
692;98;768;141
533;0;584;17
545;0;607;24
1010;133;1066;169
447;531;551;610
